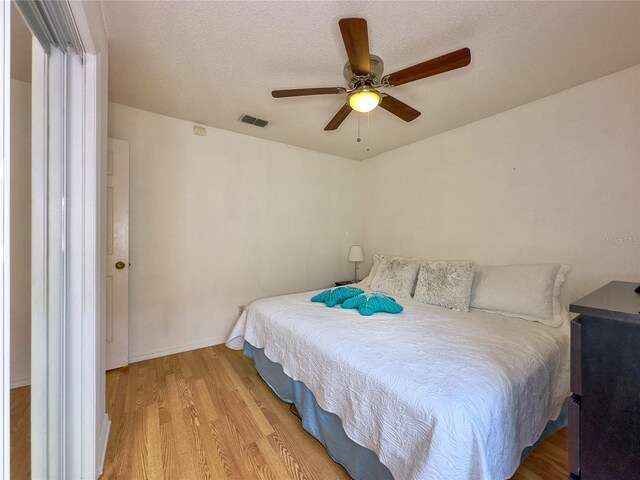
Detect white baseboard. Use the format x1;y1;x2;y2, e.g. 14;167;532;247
11;375;30;389
128;334;229;364
97;413;111;476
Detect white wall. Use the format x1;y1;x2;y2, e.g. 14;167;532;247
108;103;363;361
362;66;640;302
109;65;639;363
10;79;30;388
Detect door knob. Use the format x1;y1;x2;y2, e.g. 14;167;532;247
115;261;126;270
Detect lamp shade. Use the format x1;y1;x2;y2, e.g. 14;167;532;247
348;245;364;262
349;89;381;113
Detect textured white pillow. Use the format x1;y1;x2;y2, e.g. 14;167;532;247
370;256;420;298
470;264;571;327
414;261;476;312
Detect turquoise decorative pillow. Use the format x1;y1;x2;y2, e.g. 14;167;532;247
342;292;404;316
311;286;364;307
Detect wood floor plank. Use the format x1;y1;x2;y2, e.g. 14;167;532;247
208;417;247;480
217;355;275;437
241;375;282;427
243;441;280;480
165;373;200;478
219;413;265;479
265;430;315;480
177;370;227;480
145;403;165;479
131;403;150;479
102;411;131;479
173;358;227;480
224;389;265;442
159;416;180;479
192;378;220;423
271;421;351;480
11;344;570;479
255;436;295;480
181;403;216;480
10;386;30;480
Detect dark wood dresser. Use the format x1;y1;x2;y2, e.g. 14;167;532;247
568;281;640;479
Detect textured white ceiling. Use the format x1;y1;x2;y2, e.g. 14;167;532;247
103;1;640;160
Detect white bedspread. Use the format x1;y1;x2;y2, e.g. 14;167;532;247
226;289;569;480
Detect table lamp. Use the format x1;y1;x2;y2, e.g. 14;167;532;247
348;245;364;282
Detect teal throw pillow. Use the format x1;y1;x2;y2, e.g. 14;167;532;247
342;292;404;316
311;286;364;307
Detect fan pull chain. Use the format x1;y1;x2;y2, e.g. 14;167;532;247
366;111;370;152
357;113;361;143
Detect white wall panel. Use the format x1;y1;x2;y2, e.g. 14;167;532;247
108;104;363;361
362;66;640;303
9;79;30;388
110;65;640;363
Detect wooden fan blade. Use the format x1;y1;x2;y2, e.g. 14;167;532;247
379;95;421;122
339;18;370;76
324;104;352;131
272;87;344;98
385;48;471;87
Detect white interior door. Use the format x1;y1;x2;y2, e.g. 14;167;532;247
106;138;129;370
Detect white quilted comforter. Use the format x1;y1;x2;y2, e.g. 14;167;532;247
226;289;569;480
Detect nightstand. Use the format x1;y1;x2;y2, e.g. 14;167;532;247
568;281;640;479
334;280;355;286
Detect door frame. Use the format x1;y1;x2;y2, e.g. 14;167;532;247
0;2;11;477
14;1;109;478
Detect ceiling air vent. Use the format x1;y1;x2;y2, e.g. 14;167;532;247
239;114;269;128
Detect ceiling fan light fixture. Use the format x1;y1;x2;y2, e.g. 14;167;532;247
349;88;381;113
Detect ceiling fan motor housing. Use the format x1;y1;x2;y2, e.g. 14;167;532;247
344;54;384;88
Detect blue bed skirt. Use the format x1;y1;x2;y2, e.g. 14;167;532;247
243;341;567;480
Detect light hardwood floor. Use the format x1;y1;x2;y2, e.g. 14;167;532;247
11;344;568;479
10;385;30;480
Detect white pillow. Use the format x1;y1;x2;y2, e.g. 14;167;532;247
414;261;476;312
370;256;421;298
470;264;571;327
361;254;386;288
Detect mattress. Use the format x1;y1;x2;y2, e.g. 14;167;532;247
227;289;570;480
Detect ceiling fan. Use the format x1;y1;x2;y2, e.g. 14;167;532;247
271;18;471;131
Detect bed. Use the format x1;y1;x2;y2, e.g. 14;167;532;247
226;281;570;479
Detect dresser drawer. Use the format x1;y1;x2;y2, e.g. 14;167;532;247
571;317;582;396
568;394;581;476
